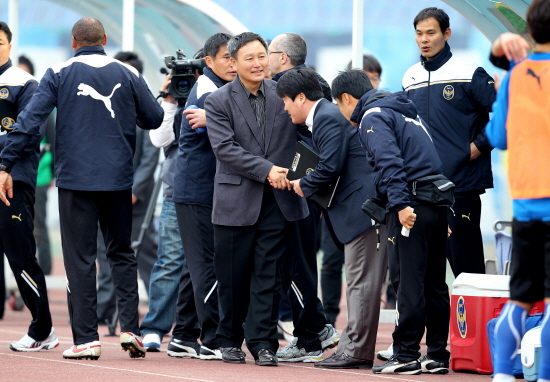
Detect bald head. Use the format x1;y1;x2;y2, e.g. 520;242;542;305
72;17;105;47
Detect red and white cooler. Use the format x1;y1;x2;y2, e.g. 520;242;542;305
450;273;544;374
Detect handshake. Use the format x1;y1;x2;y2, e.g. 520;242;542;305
267;165;304;197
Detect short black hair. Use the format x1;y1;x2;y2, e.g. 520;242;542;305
72;17;105;47
227;32;267;59
346;54;382;76
276;67;324;101
18;55;34;75
114;51;143;74
414;7;450;33
193;48;205;59
204;33;232;58
0;22;12;43
331;69;373;101
274;33;307;66
527;0;550;44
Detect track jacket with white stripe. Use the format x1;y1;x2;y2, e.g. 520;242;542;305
0;46;164;192
0;59;44;189
402;43;495;196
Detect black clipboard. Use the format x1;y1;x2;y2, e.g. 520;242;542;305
287;141;339;209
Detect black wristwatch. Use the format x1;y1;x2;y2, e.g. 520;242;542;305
0;164;11;173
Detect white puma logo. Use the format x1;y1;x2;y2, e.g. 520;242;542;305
77;83;121;118
12;213;22;221
366;126;374;133
388;237;395;245
462;213;471;220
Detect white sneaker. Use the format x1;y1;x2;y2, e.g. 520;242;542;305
63;341;101;360
377;342;393;361
120;332;146;358
142;333;161;352
10;328;59;352
493;374;516;382
318;324;339;350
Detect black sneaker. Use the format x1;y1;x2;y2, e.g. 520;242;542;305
200;345;222;360
420;355;449;374
167;338;200;358
372;356;421;375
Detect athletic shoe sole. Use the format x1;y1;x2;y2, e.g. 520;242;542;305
10;340;59;352
120;333;146;359
167;350;200;358
145;344;161;352
63;354;100;360
278;356;323;363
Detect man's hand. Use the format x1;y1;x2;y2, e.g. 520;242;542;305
291;179;305;197
132;194;138;205
184;108;207;130
0;172;14;206
160;75;176;105
398;206;416;230
470;142;481;161
492;33;529;63
267;166;291;190
448;226;452;237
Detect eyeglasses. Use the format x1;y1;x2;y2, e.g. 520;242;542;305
268;51;284;55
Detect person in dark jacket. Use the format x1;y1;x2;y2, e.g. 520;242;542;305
268;32;338;363
333;69;451;375
403;7;496;278
0;17;164;360
276;67;387;370
0;21;58;352
95;52;159;330
170;32;237;361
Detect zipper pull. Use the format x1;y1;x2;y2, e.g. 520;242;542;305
413;181;417;196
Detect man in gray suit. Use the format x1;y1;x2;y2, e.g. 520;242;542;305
204;32;308;367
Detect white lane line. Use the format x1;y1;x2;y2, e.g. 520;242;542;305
0;353;219;382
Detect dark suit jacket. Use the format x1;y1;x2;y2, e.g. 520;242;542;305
299;99;375;244
205;76;308;226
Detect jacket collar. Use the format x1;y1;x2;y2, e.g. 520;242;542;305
74;45;107;57
421;42;452;72
231;76;275;152
203;66;230;88
272;64;306;82
0;58;12;76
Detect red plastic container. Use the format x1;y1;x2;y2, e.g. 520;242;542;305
450;273;544;374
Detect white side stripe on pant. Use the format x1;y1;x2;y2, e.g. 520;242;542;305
21;271;40;298
291;281;304;309
204;281;218;304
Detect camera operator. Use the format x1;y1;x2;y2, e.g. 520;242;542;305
140;50;205;352
169;32;237;360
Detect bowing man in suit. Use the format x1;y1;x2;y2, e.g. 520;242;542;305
204;32;308;367
275;67;387;369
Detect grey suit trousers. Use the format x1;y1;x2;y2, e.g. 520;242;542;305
336;224;387;361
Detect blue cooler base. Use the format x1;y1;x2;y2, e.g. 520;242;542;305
523;347;541;382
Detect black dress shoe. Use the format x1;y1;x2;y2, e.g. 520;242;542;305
255;348;278;366
221;347;246;363
315;353;373;369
